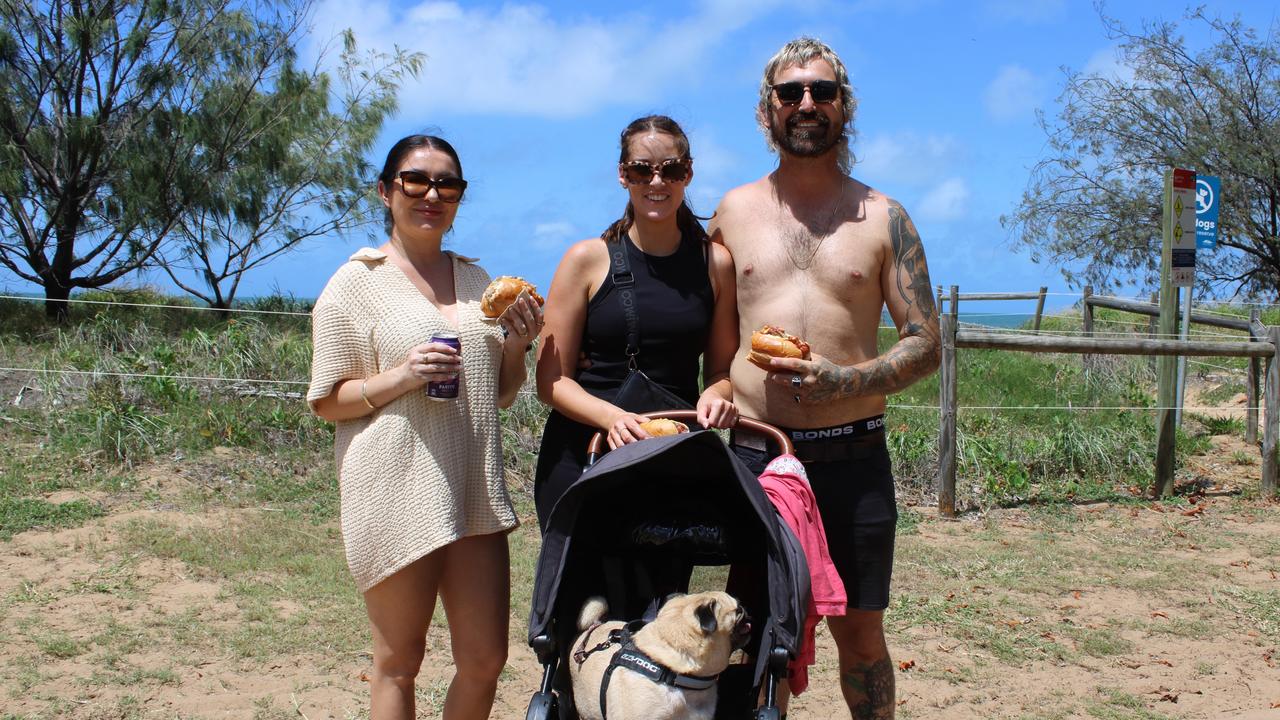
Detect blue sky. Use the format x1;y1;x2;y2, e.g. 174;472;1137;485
9;0;1277;318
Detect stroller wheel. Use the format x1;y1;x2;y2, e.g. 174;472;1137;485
525;691;557;720
754;708;781;720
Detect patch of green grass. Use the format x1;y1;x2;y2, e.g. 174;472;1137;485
896;506;923;535
32;630;84;659
117;513;364;658
1089;550;1206;592
7;580;58;606
94;695;145;720
13;306;328;485
1135;615;1212;640
1218;586;1280;640
1086;687;1172;719
155;606;219;655
90;618;147;656
1199;381;1246;405
415;677;452;716
167;447;339;519
1230;449;1257;465
69;558;142;598
0;498;104;540
251;696;297;720
1068;625;1134;657
899;531;1082;596
5;654;47;697
84;662;179;688
509;521;543;642
1186;413;1244;437
887;592;1072;665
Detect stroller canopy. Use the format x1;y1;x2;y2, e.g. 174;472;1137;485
528;429;807;657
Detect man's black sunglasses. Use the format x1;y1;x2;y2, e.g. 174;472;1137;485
771;80;840;105
397;171;467;202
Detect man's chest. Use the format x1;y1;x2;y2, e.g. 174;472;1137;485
728;222;885;303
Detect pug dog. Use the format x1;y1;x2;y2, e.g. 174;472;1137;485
569;591;751;720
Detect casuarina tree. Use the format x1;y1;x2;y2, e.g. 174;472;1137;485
1003;8;1280;298
0;0;316;320
157;31;421;311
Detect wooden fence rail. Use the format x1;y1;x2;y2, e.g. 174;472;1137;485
936;286;1278;516
936;285;1049;332
1086;294;1252;332
957;332;1272;357
1082;287;1266;444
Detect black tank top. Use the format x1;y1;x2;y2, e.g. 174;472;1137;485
575;231;714;405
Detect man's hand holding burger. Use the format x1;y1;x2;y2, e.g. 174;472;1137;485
747;324;839;404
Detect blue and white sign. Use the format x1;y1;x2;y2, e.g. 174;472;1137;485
1195;175;1221;250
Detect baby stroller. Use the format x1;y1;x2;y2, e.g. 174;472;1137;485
526;411;810;720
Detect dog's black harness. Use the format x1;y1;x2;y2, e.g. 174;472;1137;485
573;620;719;719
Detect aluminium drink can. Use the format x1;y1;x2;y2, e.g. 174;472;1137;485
426;332;461;401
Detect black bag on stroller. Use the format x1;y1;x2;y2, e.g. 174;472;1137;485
526;412;810;720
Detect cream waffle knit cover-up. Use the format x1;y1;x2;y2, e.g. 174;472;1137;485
307;247;517;592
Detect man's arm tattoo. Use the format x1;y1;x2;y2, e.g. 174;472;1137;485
889;202;937;322
807;203;940;402
842;656;896;720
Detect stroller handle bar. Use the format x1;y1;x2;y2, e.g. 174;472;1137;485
586;410;794;466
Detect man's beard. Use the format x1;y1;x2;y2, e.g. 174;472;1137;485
770;110;844;158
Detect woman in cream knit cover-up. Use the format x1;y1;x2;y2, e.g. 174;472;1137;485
308;134;543;720
308;246;514;591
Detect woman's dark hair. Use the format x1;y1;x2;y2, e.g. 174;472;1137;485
600;115;707;246
378;134;464;234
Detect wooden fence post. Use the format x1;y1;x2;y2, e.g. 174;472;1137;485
1153;285;1179;497
1082;285;1094;373
1148;292;1158;372
936;285;944;318
1263;326;1279;496
1248;308;1260;446
938;309;957;517
1082;286;1094;335
1033;286;1047;332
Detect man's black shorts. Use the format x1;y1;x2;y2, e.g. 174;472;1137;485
731;419;897;611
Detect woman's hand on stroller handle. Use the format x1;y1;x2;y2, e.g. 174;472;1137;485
696;392;738;429
586;410;796;463
605;410;652;450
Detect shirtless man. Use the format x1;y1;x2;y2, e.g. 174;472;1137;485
710;38;940;718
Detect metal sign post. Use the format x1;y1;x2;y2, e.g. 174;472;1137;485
1170;170;1197;428
1177;174;1218;427
1156;167;1196;495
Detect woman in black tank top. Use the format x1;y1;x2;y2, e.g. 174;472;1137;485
532;115;740;531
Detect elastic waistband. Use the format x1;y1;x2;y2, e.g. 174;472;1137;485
730;416;885;463
782;416;885;443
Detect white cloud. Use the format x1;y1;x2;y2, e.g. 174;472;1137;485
983;64;1043;122
857;132;964;187
1081;45;1135;83
532;221;576;251
916;177;970;222
306;1;783;118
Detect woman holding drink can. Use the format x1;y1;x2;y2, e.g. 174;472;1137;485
308;134;541;720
